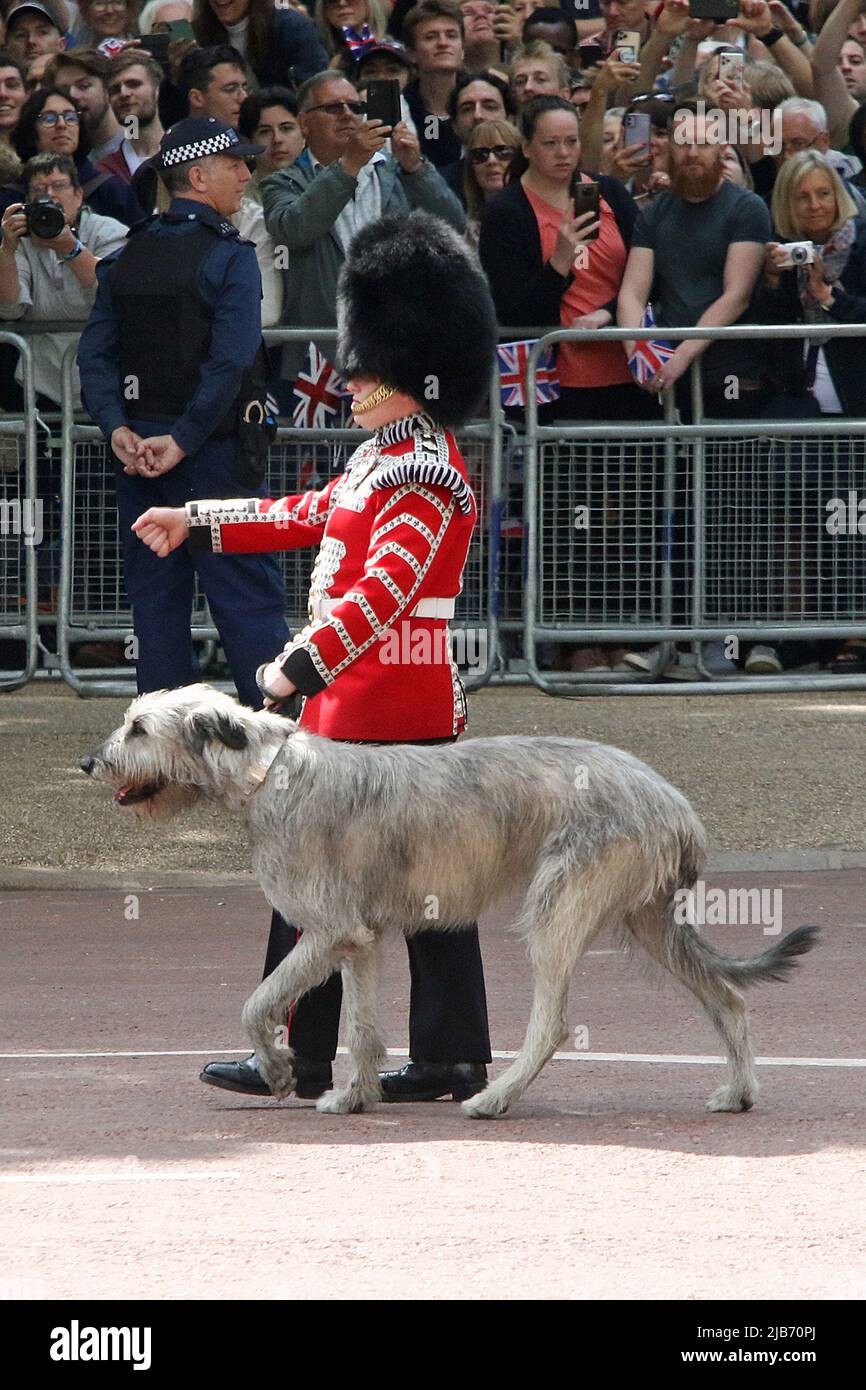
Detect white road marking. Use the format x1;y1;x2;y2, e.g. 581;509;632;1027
0;1172;243;1185
1;1048;863;1067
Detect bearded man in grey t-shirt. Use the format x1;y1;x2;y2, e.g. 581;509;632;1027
618;106;772;419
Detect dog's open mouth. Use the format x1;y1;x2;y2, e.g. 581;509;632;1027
114;780;166;806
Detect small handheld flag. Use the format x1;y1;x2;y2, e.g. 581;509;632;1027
627;305;675;386
497;340;560;407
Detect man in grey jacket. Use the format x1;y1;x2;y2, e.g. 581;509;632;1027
262;70;466;388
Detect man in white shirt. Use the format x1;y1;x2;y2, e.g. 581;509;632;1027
103;51;165;182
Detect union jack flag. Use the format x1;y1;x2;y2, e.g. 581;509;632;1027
342;23;376;56
292;344;351;430
627;305;675;386
497;340;560;408
97;37;128;57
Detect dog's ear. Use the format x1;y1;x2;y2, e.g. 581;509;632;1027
182;709;249;755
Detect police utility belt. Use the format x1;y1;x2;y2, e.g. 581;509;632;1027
310;597;455;621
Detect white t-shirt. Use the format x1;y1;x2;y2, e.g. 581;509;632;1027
122;140;147;177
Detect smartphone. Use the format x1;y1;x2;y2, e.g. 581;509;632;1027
622;111;652;152
364;79;402;129
718;50;745;85
614;28;642;64
579;43;605;70
167;19;195;40
138;33;170;63
571;177;600;241
688;0;738;19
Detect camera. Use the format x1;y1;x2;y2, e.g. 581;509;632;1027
23;198;67;240
777;241;815;268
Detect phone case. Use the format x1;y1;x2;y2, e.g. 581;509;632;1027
572;182;600;241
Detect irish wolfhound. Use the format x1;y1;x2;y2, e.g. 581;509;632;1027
81;684;818;1119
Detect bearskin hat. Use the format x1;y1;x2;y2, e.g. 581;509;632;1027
336;210;498;429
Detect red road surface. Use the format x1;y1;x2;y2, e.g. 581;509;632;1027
0;874;863;1301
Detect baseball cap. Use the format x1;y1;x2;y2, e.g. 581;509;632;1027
6;1;64;30
153;117;264;172
355;40;414;72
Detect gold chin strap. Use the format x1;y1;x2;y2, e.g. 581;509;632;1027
353;382;396;413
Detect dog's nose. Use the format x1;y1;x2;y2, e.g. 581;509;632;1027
79;757;95;776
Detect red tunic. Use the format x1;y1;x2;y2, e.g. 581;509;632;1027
185;413;477;742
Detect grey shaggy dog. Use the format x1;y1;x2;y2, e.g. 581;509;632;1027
81;684;819;1120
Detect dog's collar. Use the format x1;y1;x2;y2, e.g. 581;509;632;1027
238;745;283;807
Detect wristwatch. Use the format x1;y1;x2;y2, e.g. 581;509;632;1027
57;237;83;264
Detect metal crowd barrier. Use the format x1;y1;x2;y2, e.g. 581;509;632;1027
0;331;38;690
4;322;866;698
50;330;505;696
524;323;866;693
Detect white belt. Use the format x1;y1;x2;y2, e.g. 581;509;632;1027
311;596;455;621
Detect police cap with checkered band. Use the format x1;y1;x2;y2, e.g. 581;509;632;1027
153;117;264;174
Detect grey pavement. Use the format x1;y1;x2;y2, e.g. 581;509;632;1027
1;682;865;887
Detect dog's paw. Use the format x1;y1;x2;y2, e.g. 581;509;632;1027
257;1059;296;1100
316;1085;375;1115
462;1088;510;1120
706;1084;756;1113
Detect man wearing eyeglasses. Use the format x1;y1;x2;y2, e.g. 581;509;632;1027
262;69;465;391
0;149;127;607
179;44;251;130
0;151;128;408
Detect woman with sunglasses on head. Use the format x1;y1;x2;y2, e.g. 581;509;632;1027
5;87;142;225
463;117;520;248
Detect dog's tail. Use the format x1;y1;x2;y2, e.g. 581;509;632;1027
644;816;820;991
663;917;820;992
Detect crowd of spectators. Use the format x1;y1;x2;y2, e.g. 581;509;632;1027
1;0;866;677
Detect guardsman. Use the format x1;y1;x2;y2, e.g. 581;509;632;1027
77;116;289;707
133;210;499;1104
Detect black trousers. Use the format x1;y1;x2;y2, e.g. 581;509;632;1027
260;736;492;1066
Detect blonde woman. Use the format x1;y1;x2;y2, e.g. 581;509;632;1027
314;0;389;69
758;150;866;672
764;150;866;414
463;116;520;247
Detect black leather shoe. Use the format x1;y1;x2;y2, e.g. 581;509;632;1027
379;1061;488;1103
199;1054;333;1099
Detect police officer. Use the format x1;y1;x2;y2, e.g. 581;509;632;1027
77;117;290;707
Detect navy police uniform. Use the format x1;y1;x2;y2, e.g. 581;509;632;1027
77;128;289;707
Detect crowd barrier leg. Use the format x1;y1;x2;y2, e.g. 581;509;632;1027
0;334;38;691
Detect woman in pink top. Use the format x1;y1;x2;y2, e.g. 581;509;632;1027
478;95;658;672
479;94;657;423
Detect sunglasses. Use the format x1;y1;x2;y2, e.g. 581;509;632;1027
470;144;516;165
306;100;366;117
